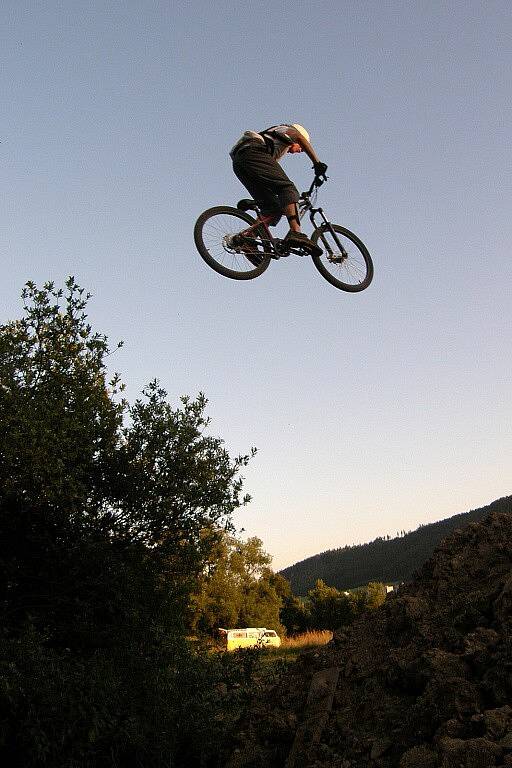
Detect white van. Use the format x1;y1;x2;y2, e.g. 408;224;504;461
218;627;281;651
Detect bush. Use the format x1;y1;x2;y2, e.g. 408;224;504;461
0;280;254;766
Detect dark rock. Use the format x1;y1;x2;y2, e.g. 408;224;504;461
438;736;502;767
223;503;512;768
500;732;512;750
483;706;512;738
370;738;392;759
399;744;438;768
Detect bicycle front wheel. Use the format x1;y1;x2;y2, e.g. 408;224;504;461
194;206;272;281
311;224;373;292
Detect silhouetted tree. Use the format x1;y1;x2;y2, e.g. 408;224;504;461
0;279;254;766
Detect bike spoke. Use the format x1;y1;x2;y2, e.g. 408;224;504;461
320;236;367;285
310;223;372;291
194;206;272;280
200;213;267;272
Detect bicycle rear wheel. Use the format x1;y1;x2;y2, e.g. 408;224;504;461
311;224;373;292
194;206;272;280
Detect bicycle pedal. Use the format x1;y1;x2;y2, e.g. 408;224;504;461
273;239;286;255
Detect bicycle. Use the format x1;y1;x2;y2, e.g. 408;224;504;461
193;175;373;292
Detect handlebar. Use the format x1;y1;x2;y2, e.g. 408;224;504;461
303;174;328;199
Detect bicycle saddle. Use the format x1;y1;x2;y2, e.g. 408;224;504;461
236;199;258;212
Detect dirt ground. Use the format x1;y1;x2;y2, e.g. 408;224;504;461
224;496;512;768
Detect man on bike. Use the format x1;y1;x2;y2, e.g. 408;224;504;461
230;123;328;255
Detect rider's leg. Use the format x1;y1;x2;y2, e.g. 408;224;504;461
232;150;320;254
239;213;277;237
283;202;322;255
233;151;298;224
284;203;301;232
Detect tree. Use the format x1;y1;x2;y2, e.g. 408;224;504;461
365;581;387;610
308;579;355;630
0;279;254;765
280;593;310;634
189;531;243;632
238;574;282;630
190;531;283;635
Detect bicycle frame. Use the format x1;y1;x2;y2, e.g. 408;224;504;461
237;178;348;260
195;175;372;290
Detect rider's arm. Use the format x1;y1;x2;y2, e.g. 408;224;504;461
285;126;321;165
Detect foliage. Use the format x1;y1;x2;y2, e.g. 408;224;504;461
0;627;189;767
175;643;293;767
0;279;254;766
307;579;354;630
365;580;387;610
280;591;311;634
190;530;284;635
304;579;387;631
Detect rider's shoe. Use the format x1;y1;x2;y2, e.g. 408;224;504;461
284;230;322;257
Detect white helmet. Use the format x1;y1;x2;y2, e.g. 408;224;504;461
292;123;310;143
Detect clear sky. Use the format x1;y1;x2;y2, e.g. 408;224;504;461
2;1;511;570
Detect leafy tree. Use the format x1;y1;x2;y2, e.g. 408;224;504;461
238;574;281;629
265;572;310;634
190;531;283;635
280;594;311;634
189;530;243;631
305;579;391;631
365;581;387;610
308;579;354;630
0;279;254;766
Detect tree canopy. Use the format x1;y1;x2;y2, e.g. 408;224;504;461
190;530;283;635
0;278;401;766
0;279;255;765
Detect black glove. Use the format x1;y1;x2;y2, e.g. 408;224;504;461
313;161;328;177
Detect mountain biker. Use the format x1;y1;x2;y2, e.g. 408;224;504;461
230;123;328;255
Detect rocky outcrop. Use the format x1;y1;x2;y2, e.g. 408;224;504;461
226;498;512;767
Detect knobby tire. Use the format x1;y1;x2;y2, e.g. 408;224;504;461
311;224;373;292
194;206;272;281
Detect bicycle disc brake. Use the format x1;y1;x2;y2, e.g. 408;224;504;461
324;240;349;263
225;234;254;253
327;251;348;264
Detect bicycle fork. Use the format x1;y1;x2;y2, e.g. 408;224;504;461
309;208;348;263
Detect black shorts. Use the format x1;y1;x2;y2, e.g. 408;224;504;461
232;144;299;220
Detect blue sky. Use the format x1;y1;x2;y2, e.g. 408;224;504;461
2;0;511;570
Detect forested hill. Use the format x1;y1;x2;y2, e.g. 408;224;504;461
280;496;512;595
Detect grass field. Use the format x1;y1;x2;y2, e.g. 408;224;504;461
201;630;333;667
254;630;333;664
281;630;333;649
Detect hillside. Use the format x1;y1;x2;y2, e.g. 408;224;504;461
225;494;512;767
280;497;512;594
